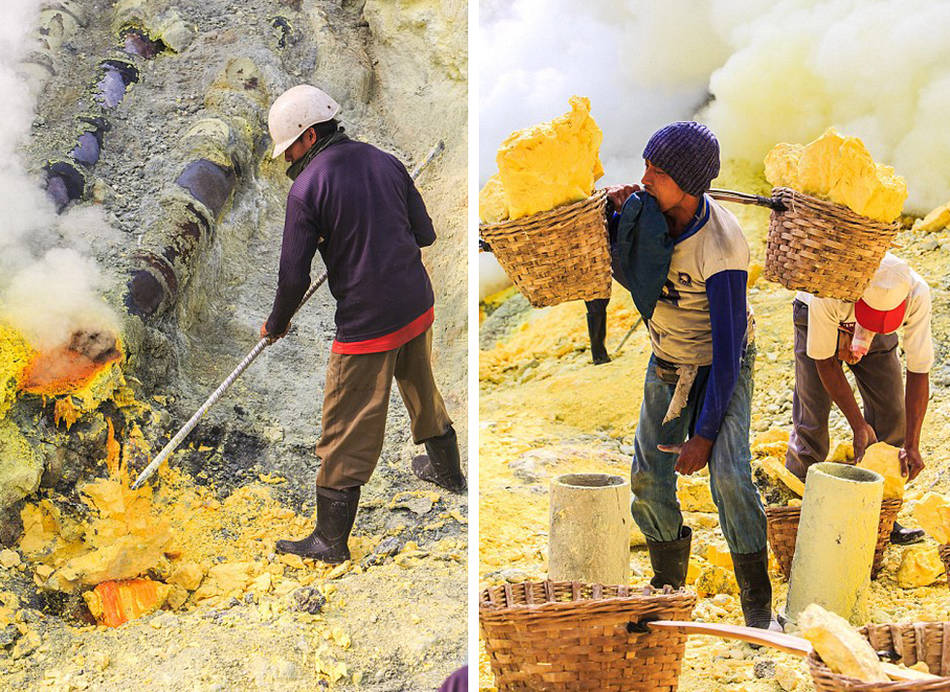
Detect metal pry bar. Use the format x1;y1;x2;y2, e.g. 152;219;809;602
131;140;446;490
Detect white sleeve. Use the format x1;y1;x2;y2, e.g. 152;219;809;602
902;277;934;373
806;298;844;361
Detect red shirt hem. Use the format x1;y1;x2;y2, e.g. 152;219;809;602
331;307;434;355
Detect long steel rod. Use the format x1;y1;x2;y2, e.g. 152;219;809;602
132;140;444;489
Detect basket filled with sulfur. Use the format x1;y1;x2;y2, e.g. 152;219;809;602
479;581;695;691
479;97;612;308
762;128;906;301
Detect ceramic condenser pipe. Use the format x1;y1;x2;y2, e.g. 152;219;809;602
784;462;884;626
548;473;631;584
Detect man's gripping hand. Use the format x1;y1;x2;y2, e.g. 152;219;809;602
899;447;924;481
605;184;640;213
260;322;289;343
658;436;714;476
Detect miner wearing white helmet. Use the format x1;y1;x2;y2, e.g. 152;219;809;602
786;252;934;544
260;84;465;564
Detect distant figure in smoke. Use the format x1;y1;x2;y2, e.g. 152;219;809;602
785;253;933;545
607;121;778;631
260;85;466;564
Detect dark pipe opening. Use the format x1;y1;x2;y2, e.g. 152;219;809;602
120;28;166;59
45;161;86;211
96;60;139;108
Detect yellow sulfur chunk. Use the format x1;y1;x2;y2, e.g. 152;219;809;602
677;475;716;512
167;561;204;591
856;442;905;500
913;492;950;545
496;96;604;220
913;202;950;232
694;562;738;598
760;457;805;497
478;173;509;224
764;128;907;223
701;542;733;570
896;545;943;588
798;603;889;682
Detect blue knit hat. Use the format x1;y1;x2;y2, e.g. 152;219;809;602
642;121;720;197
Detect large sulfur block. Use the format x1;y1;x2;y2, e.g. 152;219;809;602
548;473;630;584
784;462;883;625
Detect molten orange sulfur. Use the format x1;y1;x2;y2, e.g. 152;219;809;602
20;345;121;397
84;578;170;628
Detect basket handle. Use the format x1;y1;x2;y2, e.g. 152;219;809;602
709;188;786;212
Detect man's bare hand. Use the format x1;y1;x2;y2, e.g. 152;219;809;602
852;421;877;462
606;184;640;212
658;436;714;475
260;322;288;342
836;330;862;365
899;447;924;481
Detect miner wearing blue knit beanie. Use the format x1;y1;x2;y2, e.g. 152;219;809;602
606;121;779;631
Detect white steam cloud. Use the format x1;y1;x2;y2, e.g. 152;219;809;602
0;0;122;350
481;0;950;215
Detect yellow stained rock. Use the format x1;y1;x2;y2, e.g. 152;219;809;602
0;322;33;418
896;545;944;588
694;562;738;598
856;442;905;500
797;603;888;682
764;128;907;223
760;457;805;497
193;561;260;601
494;96;604;220
0;549;20;568
677;475;717;513
478;173;508;224
167;561;204;591
701;543;734;570
827;440;854;463
913;492;950;545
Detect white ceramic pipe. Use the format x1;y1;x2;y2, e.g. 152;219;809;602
784;462;884;625
548;473;631;584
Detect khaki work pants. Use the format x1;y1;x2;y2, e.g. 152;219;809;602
315;327;452;489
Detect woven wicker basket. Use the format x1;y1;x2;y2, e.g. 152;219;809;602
940;545;950;589
764;187;900;301
479;191;612;308
808;622;950;690
765;499;901;580
480;581;696;691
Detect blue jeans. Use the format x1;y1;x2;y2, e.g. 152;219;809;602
630;345;766;554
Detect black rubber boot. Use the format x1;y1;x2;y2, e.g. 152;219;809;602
275;485;360;564
412;425;467;493
646;526;692;589
890;521;925;545
585;299;610;365
732;548;782;631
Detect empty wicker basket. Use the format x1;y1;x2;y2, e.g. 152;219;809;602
479;191;612;308
480;581;696;691
940;545;950;590
765;499;901;580
808;622;950;690
764;187;900;301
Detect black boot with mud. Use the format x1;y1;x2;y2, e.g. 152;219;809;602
889;520;925;545
732;548;782;632
412;425;467;493
276;486;360;564
646;525;692;589
586;298;610;365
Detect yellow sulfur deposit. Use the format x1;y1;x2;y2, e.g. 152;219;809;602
896;546;944;588
482;96;604;222
478;174;509;224
856;442;905;500
797;603;889;682
0;322;33;418
913;492;950;545
764;128;907;223
913;201;950;232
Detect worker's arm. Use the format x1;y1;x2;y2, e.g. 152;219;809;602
814;357;876;460
407;176;435;247
901;370;929;480
264;193;320;337
674;269;747;475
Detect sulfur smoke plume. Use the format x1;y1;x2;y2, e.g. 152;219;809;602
0;0;121;350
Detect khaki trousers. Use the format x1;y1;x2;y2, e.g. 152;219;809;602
315;327;452;489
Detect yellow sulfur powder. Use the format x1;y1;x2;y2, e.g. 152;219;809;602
764;128;907;223
482;96;604;222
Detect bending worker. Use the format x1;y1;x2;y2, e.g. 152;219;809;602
608;121;778;631
260;84;466;564
785;252;933;544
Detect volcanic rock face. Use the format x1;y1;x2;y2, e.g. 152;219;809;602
2;0;466;688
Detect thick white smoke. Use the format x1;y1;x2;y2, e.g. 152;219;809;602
0;0;122;350
481;0;950;216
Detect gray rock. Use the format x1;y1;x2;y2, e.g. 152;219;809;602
291;586;326;615
0;421;42;510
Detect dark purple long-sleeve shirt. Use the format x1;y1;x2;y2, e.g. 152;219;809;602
265;137;436;343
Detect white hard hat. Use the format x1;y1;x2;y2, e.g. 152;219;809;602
268;84;340;159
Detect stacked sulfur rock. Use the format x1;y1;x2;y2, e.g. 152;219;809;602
479;96;604;223
764;127;907;223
